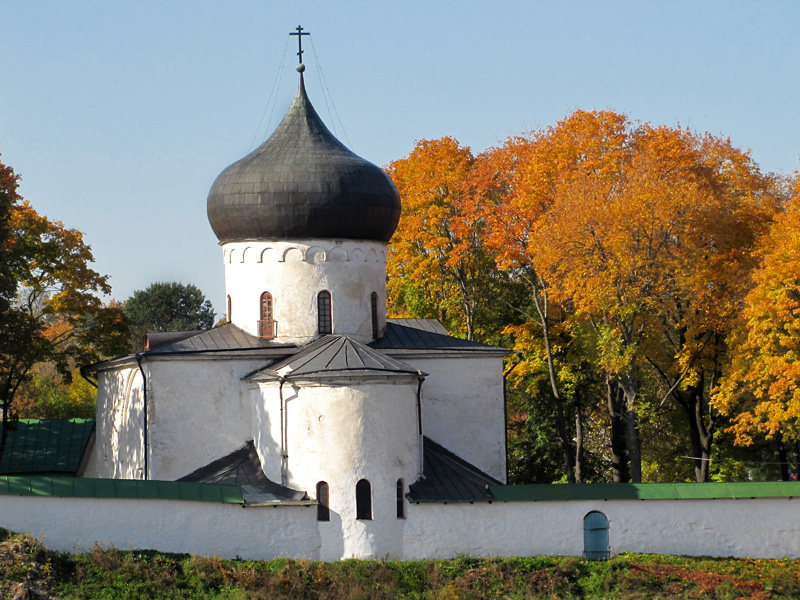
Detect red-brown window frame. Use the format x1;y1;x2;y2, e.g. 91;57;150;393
259;291;274;338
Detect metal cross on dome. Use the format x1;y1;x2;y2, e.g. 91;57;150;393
290;25;310;64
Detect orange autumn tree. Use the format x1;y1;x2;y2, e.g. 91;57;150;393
467;111;632;482
385;137;504;341
468;110;778;482
713;178;800;447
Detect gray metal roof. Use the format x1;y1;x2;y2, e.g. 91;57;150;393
247;334;423;381
372;319;507;354
408;437;501;503
86;323;297;372
178;440;310;505
145;322;294;354
207;72;401;243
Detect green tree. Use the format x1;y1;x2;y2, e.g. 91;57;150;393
123;282;215;351
0;156;129;460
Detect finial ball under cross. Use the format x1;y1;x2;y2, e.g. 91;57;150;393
290;25;310;66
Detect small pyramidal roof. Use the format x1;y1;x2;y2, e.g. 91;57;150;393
207;61;401;243
246;335;424;381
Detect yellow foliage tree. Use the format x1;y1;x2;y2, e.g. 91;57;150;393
713;179;800;445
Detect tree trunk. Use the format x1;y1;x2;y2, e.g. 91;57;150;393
776;433;791;481
675;378;714;482
574;400;584;483
618;374;642;482
606;377;629;482
623;406;642;483
0;394;9;463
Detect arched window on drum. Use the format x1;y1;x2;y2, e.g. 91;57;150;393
318;290;332;334
371;292;379;340
259;292;274;338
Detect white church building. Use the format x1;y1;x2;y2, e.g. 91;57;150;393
83;60;508;559
3;47;798;562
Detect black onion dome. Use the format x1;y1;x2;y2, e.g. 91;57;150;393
207;73;401;243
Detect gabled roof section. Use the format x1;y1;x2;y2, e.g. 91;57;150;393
371;319;507;355
0;419;95;476
145;322;294;354
408;437;501;503
246;334;424;381
178;441;309;505
87;322;297;371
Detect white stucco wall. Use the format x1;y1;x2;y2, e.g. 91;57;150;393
223;240;388;344
93;364;145;479
2;494;798;560
402;498;800;560
0;495;318;560
253;376;421;559
146;356;272;480
386;354;506;482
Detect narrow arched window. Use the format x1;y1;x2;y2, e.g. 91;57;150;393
226;295;231;322
318;290;332;334
371;292;379;339
396;478;405;519
316;481;330;522
356;479;372;520
259;291;274;338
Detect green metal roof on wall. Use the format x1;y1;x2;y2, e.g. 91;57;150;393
0;419;95;475
489;481;800;502
0;475;244;504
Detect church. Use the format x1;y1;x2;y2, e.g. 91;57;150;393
83;51;509;558
3;35;798;562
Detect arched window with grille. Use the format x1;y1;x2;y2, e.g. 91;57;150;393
318;290;332;334
371;292;379;339
316;481;330;522
396;478;405;519
259;291;274;338
355;479;372;520
226;295;231;322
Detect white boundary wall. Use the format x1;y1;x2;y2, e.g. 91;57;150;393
2;495;799;560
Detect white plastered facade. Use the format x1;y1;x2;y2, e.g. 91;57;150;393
252;376;421;559
223;239;388;344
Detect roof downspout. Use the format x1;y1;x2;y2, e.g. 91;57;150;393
79;365;98;389
502;351;523;484
135;354;149;481
279;376;288;487
416;371;425;480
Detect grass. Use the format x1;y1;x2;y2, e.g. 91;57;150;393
1;528;798;599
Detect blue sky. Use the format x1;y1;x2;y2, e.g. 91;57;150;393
2;1;798;316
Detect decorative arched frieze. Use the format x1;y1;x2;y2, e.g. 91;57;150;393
280;247;303;263
259;247;275;263
350;247;365;262
328;247;347;263
305;246;326;264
